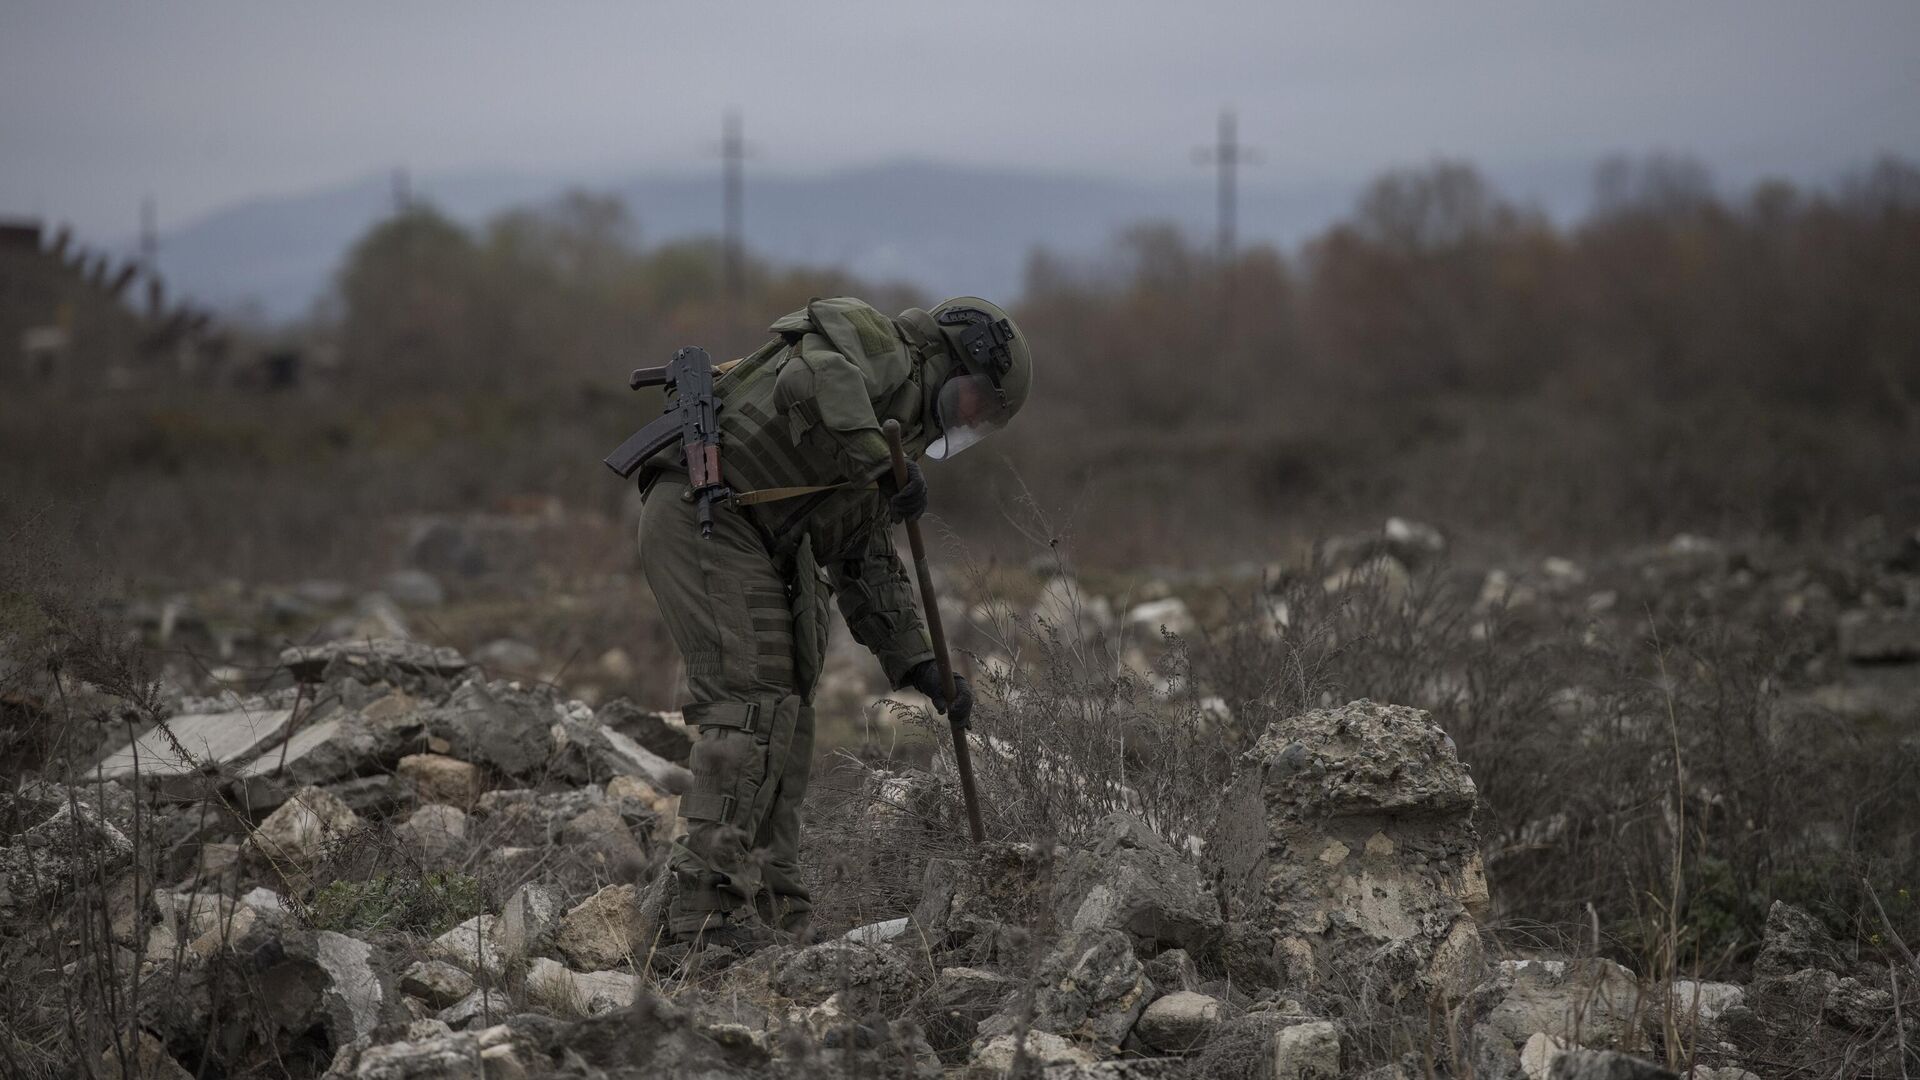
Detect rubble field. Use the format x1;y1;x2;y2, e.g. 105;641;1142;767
3;518;1918;1079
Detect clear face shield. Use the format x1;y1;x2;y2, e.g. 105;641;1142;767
925;371;1013;460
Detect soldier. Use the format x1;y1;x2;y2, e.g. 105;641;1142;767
635;295;1033;953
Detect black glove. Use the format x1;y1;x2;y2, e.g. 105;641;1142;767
906;660;972;729
882;459;928;523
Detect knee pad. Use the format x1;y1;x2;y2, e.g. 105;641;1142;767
680;694;801;837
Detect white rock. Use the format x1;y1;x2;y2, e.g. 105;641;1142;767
843;916;911;945
971;1030;1096;1074
400;959;475;1008
1032;576;1115;635
393;804;468;860
1520;1032;1567;1079
437;987;512;1030
1135;989;1224;1052
1124;597;1196;638
429;914;507;979
1272;1020;1341;1079
1670;979;1744;1027
240;886;287;913
248;785;361;866
1322;555;1410;598
315;930;385;1044
525;957;580;1013
574;968;639;1015
524;956;639;1015
574;724;690;794
1541;557;1586;587
554;884;640;971
1385;517;1444;552
497;882;563;959
1487;958;1641;1049
397;753;482;808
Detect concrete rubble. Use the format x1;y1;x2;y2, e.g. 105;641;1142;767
10;588;1885;1080
1214;699;1490;1003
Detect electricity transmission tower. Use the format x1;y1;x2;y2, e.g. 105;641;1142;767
716;110;754;346
139;196;160;317
139;196;157;272
1193;109;1262;264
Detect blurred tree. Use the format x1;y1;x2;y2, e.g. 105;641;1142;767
336;205;490;390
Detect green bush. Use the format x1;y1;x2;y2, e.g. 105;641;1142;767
308;872;483;937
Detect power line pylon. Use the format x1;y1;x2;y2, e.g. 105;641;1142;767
715;110;756;347
1193;108;1262;264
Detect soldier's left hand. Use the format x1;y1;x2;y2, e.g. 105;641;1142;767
886;459;928;523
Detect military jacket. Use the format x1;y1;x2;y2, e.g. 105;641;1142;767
641;297;939;687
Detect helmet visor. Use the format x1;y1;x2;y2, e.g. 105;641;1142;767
925;372;1013;460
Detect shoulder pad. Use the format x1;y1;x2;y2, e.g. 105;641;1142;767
768;306;814;336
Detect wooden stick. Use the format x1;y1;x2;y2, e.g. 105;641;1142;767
883;419;985;843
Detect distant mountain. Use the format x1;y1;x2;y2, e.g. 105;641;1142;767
156;158;1598;321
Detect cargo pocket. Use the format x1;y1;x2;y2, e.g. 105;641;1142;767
745;585;795;684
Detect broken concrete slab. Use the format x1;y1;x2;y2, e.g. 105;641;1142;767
93;709;294;780
1053;812;1222;958
236;704;426;786
595;698;694;764
426;679;557;778
280;639;469;683
315;930;388;1045
236;717;347;779
552;718;691;793
1215;700;1488;1003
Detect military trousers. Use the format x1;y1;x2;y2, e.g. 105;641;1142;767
638;479;829;936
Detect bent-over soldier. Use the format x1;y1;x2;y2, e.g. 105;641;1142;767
633;295;1033;951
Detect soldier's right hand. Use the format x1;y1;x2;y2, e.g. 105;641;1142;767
884;459;928;523
907;661;972;728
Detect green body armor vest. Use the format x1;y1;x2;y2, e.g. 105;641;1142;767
643;297;933;563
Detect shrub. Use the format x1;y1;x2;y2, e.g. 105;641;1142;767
307;871;484;937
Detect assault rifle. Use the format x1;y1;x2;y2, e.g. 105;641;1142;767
602;346;731;538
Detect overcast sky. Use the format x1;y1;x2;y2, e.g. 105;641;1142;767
3;1;1917;242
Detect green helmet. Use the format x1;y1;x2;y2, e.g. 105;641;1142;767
920;296;1033;459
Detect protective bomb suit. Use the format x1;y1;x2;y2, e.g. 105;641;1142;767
635;295;1032;943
